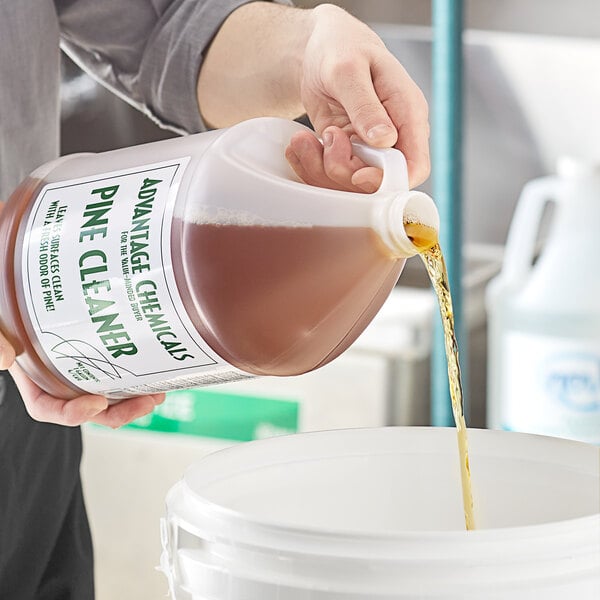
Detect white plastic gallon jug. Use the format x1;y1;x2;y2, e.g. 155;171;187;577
486;158;600;443
160;426;600;599
0;117;438;400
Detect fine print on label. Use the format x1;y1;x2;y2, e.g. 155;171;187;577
21;159;242;398
503;332;600;444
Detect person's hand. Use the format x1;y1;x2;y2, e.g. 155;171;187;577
11;360;164;427
0;329;164;427
286;125;387;194
286;4;430;193
0;199;164;427
197;3;429;193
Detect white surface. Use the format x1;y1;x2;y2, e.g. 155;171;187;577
163;427;600;599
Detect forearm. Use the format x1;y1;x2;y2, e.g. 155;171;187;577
197;2;313;128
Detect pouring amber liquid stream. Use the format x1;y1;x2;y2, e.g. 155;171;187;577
404;221;476;531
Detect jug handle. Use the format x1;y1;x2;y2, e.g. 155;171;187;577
350;141;409;193
501;176;560;284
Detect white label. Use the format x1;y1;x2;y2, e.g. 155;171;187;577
21;159;250;398
502;332;600;444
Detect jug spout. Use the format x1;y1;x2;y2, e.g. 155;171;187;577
373;190;440;257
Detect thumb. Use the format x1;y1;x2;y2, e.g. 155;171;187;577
333;69;398;147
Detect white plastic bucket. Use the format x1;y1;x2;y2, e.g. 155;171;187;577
160;427;600;599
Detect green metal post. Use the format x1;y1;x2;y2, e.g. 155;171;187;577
431;0;468;426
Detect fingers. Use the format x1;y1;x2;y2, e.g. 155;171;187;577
9;362;108;426
286;131;333;189
372;56;431;188
321;128;372;190
0;331;16;370
286;127;383;193
351;167;384;194
302;6;431;190
324;57;398;149
91;393;165;429
386;91;431;188
306;57;430;188
8;361;164;427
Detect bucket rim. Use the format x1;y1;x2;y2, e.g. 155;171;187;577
166;426;600;558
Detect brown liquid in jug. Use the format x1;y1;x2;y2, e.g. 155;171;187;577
171;220;405;376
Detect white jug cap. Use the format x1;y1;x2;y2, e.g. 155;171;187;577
556;156;600;178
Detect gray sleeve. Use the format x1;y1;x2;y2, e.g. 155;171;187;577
55;0;289;135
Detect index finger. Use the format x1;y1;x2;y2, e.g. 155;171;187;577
391;98;431;188
373;58;431;187
325;56;398;149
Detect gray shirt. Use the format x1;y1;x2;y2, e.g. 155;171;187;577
0;0;262;199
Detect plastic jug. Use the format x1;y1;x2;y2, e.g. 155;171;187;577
486;158;600;443
0;117;439;400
